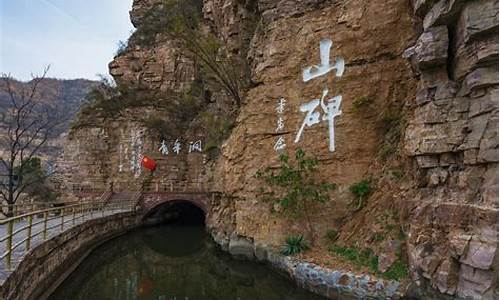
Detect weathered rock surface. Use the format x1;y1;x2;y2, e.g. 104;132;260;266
62;0;498;299
404;0;498;298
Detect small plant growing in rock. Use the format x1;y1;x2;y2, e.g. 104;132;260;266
382;260;408;280
281;235;310;256
352;96;373;112
324;229;339;242
255;149;336;245
330;245;379;273
349;179;372;211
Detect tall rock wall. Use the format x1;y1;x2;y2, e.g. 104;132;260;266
402;1;499;299
214;0;418;246
62;0;498;298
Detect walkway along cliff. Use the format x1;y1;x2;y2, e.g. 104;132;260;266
59;0;498;299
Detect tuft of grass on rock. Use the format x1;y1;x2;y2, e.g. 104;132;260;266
382;260;408;280
329;245;379;273
281;235;310;256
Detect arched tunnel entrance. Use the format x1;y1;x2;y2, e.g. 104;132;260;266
143;200;206;226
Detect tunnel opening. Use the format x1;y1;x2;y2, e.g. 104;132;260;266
144;201;205;226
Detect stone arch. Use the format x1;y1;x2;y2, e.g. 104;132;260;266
140;193;210;214
141;197;208;226
143;199;206;217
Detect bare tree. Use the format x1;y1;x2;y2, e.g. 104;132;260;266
0;66;66;216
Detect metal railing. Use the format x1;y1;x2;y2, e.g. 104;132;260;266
0;201;79;220
0;199;136;271
0;190;113;220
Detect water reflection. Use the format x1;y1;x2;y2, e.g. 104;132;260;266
49;226;326;300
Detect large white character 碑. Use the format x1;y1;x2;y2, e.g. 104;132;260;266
274;136;287;151
303;39;345;82
294;89;342;152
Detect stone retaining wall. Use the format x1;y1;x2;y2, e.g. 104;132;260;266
0;212;140;300
214;232;405;299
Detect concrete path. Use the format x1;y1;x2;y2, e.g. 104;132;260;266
0;205;133;283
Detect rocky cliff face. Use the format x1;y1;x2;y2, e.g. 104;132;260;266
402;1;498;298
63;0;498;298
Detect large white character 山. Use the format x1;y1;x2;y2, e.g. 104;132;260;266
294;89;342;152
303;39;345;82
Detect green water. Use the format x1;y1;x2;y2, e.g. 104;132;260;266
49;225;326;300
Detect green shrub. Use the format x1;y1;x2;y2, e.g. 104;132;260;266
330;245;379;273
349;179;372;211
256;149;336;244
281;235;310;256
325;229;339;242
330;245;408;280
382;260;408;280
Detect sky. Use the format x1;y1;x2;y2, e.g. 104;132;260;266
0;0;134;81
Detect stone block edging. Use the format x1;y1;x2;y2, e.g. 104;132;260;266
217;233;403;299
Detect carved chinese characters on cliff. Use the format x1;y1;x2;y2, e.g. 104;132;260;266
158;138;203;156
274;98;287;151
119;128;145;178
295;39;345;152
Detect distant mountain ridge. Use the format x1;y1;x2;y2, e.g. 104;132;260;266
0;77;99;163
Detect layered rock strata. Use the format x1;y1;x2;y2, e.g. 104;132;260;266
403;1;499;298
62;1;498;299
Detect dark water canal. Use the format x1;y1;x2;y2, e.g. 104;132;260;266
49;225;326;300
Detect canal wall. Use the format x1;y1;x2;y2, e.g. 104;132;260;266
0;212;140;300
209;230;406;300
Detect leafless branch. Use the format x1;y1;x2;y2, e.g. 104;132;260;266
0;66;62;214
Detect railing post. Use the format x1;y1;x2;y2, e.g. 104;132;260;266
90;202;93;218
26;215;33;250
43;211;48;240
72;207;76;225
6;220;13;270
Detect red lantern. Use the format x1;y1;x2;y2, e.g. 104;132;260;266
141;156;157;171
